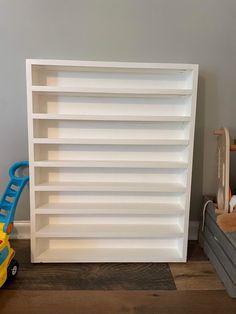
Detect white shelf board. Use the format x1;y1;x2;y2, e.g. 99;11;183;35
29;58;198;71
33;138;190;145
35;247;183;263
31;85;192;96
32;113;191;122
34;181;186;192
35;202;185;215
33;160;188;169
36;223;184;238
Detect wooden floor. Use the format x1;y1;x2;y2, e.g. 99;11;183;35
170;241;224;291
0;241;236;314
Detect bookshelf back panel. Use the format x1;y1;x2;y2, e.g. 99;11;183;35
34;167;187;186
34;144;188;162
33;94;192;117
33;120;190;140
32;66;193;89
34;191;186;208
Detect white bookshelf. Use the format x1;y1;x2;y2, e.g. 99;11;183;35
26;59;198;263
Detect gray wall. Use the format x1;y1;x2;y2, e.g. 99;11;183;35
0;0;236;221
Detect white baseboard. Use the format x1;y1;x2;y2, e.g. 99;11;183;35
11;220;200;240
11;221;30;239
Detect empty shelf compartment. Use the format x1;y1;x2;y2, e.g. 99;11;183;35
35;202;185;215
35;237;184;262
33;94;192;118
35;214;184;238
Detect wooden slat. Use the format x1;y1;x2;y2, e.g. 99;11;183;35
170;261;224;291
2;290;236;314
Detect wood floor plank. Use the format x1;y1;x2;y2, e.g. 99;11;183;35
0;290;235;314
170;261;224;290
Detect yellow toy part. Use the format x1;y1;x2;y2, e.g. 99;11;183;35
0;223;17;288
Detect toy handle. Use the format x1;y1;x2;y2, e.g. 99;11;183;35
9;161;29;182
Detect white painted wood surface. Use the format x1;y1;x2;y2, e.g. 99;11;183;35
26;59;198;262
